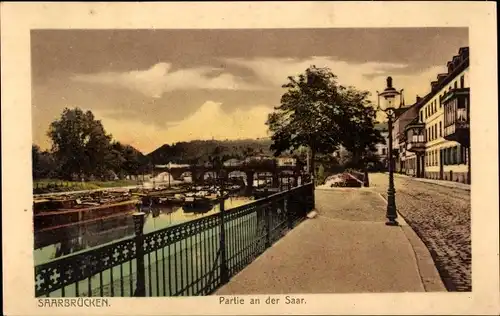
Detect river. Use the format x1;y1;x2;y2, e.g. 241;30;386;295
34;196;254;266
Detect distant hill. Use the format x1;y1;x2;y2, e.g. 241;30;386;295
146;138;274;165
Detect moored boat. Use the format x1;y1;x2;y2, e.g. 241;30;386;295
182;197;214;214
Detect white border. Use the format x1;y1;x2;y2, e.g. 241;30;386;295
1;2;498;315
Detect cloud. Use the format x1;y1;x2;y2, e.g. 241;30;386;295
92;101;272;153
71;62;263;99
224;56;447;104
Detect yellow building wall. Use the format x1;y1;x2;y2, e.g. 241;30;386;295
419;68;469;182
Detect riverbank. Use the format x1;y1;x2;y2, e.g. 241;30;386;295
33;179;142;194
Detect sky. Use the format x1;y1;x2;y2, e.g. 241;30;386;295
31;28;468;154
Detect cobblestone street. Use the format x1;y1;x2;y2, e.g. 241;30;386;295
369;173;471;291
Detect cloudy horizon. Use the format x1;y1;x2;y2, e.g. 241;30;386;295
31;28;468;154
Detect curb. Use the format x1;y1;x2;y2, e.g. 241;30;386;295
376;192;447;292
385;172;471;192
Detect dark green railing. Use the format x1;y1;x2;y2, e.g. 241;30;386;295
34;182;315;297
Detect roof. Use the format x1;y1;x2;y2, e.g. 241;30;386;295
415;46;469;110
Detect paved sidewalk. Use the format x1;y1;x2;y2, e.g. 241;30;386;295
390;172;470;191
216;188;445;294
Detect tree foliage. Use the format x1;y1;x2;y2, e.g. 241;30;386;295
38;107;148;180
32;145;59;179
47;108;112;179
338;89;384;167
266;65;383;175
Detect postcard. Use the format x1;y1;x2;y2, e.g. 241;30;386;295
1;2;499;315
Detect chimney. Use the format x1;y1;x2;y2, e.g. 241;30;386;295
447;61;454;73
431;81;438;90
416;95;422;103
437;73;447;83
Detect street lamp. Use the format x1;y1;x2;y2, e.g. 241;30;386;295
377;76;404;226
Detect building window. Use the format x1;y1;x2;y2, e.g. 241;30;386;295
460;75;465;88
435;124;438;140
439;121;442;137
382;148;386;155
454;81;458;89
420;111;423;123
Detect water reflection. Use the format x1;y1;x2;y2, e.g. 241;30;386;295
34;196;253;265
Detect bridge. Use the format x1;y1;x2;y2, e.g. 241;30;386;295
153;160;304;191
34;182;315;297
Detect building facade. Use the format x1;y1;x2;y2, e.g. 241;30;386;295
391;105;418;173
397;47;470;184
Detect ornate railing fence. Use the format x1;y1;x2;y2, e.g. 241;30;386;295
35;182;315;297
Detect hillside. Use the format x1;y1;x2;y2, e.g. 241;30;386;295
146;138;274;165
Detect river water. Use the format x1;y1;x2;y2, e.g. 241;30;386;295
34;196;254;266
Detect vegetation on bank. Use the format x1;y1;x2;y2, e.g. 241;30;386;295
33;179;141;194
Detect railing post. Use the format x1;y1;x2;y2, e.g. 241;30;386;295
219;176;229;285
133;211;146;297
265;202;272;248
285;195;293;229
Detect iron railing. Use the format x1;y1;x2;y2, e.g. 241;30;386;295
34;182;315;297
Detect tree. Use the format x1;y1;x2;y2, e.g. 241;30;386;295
32;145;40;178
47;108;112;180
267;65;384;180
266;66;351;179
32;145;59;179
338;88;384;168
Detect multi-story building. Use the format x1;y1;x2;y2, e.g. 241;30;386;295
402;46;470;183
391;104;419;173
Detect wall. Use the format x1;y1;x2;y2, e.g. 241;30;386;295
420;67;469;182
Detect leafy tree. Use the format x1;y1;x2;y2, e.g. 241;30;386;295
32;145;59;179
47;108;112;180
338;89;383;168
267;65;384;179
32;145;40;178
266;66;349;178
111;142;146;177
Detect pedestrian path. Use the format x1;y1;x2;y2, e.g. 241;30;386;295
216;188;445;294
390;173;470;191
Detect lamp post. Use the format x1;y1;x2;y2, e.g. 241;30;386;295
377;76;404;226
